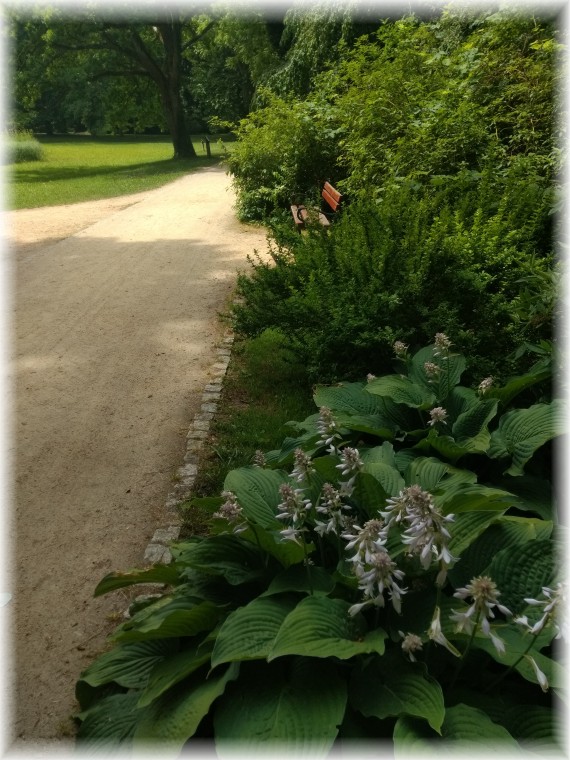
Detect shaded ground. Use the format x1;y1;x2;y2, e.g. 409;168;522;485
5;166;267;746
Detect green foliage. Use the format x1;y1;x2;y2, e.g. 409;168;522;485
76;341;561;753
7;132;44;162
227;89;340;221
232;168;554;382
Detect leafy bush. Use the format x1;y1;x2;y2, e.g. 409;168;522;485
232;165;554;383
227;89;342;221
75;338;561;754
7;129;44;163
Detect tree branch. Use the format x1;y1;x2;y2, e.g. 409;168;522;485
181;20;217;51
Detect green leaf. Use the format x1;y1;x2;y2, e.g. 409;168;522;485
268;596;387;661
214;658;347;755
262;565;335;596
448;517;553;588
111;597;222;643
314;382;385;415
473;625;564;689
133;662;239;751
137;641;214;708
408;345;466;396
448;511;505;557
488;364;551;406
77;692;143;748
173;534;267;585
350;654;445;733
352;471;390;518
211;595;298;668
488;400;563;475
483;539;556;611
239;523;306;568
94;564;183;597
493;475;553;520
405;457;476;493
366;375;435;409
501;704;561;750
393;704;518;755
435;484;516;514
441;704;519;745
360;463;405;498
223;467;290;528
78;639;178;690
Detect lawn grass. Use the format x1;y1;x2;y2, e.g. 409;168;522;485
8;134;234;209
180;328;315;535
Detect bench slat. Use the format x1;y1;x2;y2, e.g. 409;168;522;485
323;181;342;204
322;188;341;212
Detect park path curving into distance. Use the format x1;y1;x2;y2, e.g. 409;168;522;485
6;165;268;746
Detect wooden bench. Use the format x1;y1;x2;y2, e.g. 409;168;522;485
291;181;342;232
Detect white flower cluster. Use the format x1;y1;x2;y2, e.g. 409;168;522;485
316;406;342;455
382;485;457;585
275;483;312;545
314;483;352;537
343;518;406;616
515;582;566;641
450;575;511;655
291;447;315;483
213;491;248;534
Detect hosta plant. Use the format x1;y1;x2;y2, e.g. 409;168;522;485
76;336;564;756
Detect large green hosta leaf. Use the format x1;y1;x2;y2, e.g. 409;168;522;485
448;517;554;588
493;475;553;520
77;639;178;694
77;692;144;749
314;382;418;436
214;658;347;756
223;467;290;528
262;565;335;597
314;382;386;416
137;641;214;707
488;400;563;475
238;523;307;568
393;704;518;755
211;595;298;667
483;538;556;611
487;362;551;406
366;375;436;409
133;662;239;751
268;596;387;661
447;511;506;557
171;534;268;585
408;345;466;398
350;653;445;733
405;457;476;493
94;563;184;597
111;596;222;643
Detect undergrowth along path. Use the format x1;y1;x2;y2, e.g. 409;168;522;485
7;165;267;745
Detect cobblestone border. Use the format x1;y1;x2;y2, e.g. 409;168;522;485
141;333;234;566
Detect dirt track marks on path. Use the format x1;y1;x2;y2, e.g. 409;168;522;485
7;166;267;744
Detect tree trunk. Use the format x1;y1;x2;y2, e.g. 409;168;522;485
160;83;196;158
156;21;197;159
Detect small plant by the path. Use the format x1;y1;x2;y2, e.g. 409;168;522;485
75;335;562;754
6;129;44;163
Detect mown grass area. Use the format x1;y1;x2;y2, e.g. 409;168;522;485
8;134;234;209
180;329;315;535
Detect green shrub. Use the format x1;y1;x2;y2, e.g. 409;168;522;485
232;164;554;384
227;89;342;221
75;339;560;753
7;129;44;163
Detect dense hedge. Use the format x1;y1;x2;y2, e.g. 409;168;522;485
228;8;559;383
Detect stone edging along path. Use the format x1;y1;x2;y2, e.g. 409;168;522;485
141;332;234;567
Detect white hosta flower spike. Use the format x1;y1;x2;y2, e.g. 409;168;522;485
451;575;511;655
525;655;549;692
427;606;460;657
399;631;423;662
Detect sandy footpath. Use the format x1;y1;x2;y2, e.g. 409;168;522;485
5;166;267;745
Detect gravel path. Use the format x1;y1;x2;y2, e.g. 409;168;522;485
5;166;267;746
